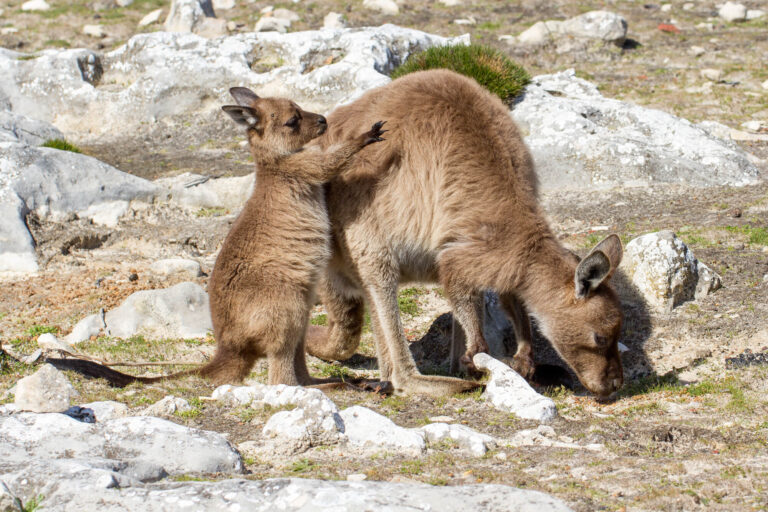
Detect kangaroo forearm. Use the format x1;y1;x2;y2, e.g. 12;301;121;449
287;140;363;182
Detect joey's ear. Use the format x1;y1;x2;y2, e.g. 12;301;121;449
574;234;623;298
229;87;260;107
222;105;259;128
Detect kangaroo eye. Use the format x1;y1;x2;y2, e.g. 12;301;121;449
284;117;299;128
594;334;610;347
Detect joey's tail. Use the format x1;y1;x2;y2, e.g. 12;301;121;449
46;358;202;387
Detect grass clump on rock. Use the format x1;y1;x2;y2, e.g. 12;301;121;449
390;44;530;103
41;138;82;153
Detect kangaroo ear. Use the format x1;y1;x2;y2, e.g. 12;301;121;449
222;105;259;127
574;234;622;298
229;87;260;107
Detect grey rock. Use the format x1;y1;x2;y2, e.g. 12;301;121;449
0;27;465;142
254;16;292;33
64;311;106;345
700;68;723;81
13;364;76;413
746;9;766;20
36;333;71;352
213;0;235;9
105;282;213;339
78;199;131;227
0;110;63;145
473;353;557;422
273;8;300;22
0;413;243;475
513;70;760;191
139;396;192;417
621;231;722;312
83;24;107;38
517;21;562;45
559;11;627;45
509;425;603;451
0;458;573;511
21;0;50;11
339;405;426;454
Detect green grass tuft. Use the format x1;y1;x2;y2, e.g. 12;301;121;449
390;44;530;103
41;139;82;153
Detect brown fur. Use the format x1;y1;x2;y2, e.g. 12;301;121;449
305;70;624;398
50;89;385;388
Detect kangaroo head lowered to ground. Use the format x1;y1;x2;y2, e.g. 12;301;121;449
305;69;625;399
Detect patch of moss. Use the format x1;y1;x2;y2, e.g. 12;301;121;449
41;139;82;153
390;44;530;103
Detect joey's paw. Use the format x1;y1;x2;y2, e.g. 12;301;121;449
363;120;387;146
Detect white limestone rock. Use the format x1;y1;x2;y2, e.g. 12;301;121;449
13;364;76;413
339;405;426;454
139;396;192;417
718;1;747;21
621;231;722;312
77;199;131;227
473;353;557;422
0;459;574;511
80;400;129;421
254;16;292;33
512;69;760;191
509;425;603;451
155;172;254;211
0;142;158;273
746;9;766;20
0;27;466;142
21;0;50;11
104;282;213;339
165;0;226;38
83;24;107;38
517;21;562;45
323;12;346;29
213;0;236;9
420;422;497;456
363;0;400;15
0;110;63;145
559;11;627;45
65;311;106;345
138;8;163;27
0;413;243;475
36;333;71;352
150;258;203;278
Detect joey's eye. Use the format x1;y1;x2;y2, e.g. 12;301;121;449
594;334;610;347
284;117;299;128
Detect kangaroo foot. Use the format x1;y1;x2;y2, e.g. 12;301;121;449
345;378;394;395
459;351;486;379
510;353;535;381
393;373;481;397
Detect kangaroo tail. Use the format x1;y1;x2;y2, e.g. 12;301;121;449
46;358;199;387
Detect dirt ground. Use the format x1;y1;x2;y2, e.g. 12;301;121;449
2;0;768;510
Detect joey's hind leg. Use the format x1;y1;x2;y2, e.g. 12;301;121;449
499;292;535;380
445;288;487;376
306;274;366;362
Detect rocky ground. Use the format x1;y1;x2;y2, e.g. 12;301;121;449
1;0;768;511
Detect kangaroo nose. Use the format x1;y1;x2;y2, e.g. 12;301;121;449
318;116;327;125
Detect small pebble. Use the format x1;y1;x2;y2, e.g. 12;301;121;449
128;273;138;282
346;473;367;482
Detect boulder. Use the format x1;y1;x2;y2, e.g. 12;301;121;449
339;405;426;454
13;364;76;413
621;231;722;312
0;413;243;475
0;460;574;511
165;0;226;38
420;422;497;456
559;11;627;45
363;0;400;15
718;2;747;21
64;311;106;344
473;353;557;422
138;8;164;27
0;110;63;145
0;27;467;141
139;396;192;417
517;11;626;46
150;258;203;278
512;70;760;191
104;282;213;339
0;141;159;273
155;172;254;211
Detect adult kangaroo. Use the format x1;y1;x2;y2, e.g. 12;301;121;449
305;69;624;399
